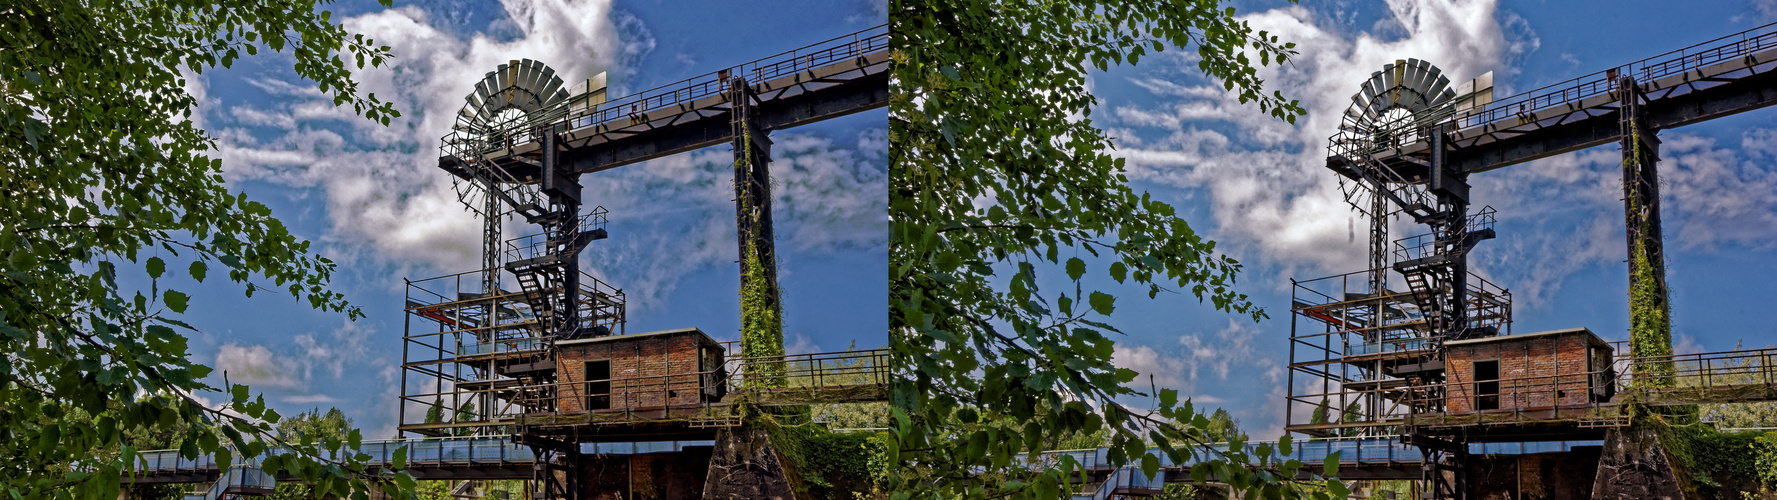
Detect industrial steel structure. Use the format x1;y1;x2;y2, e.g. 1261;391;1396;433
396;24;890;499
1281;20;1777;499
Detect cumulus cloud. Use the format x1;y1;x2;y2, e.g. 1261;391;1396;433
1467;129;1777;305
213;320;379;399
1112;319;1273;397
215;343;305;391
208;0;885;307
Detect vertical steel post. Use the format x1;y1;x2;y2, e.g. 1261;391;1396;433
1619;76;1673;380
730;77;785;368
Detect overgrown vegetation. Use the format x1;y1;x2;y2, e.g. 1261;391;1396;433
889;0;1344;497
1624;128;1673;388
1629;401;1777;498
745;403;889;499
0;0;411;498
736;151;786;387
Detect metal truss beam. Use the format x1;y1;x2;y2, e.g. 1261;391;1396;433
1450;68;1777;173
558;70;888;175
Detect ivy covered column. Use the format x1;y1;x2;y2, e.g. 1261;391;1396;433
730;77;786;388
1619;76;1673;387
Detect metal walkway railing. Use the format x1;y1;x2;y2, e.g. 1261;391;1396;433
134;436;715;484
1044;436;1603;498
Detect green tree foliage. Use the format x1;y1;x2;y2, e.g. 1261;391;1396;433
808;342;890;431
1697;342;1777;430
270;408;354;500
0;0;411;498
889;1;1330;495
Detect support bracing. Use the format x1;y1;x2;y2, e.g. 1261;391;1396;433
731;77;786;374
1618;76;1674;380
529;446;579;500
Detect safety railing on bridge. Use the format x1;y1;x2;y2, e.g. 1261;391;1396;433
1621;345;1777;402
183;465;275;500
453;24;889;152
137;437;537;474
561;24;888;133
1047;437;1605;490
136;436;727;477
727;347;890;393
1453;21;1777;130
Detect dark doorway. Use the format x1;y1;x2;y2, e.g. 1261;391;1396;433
585;360;612;410
1475;360;1500;411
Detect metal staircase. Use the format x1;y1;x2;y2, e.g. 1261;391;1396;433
502;209;610;339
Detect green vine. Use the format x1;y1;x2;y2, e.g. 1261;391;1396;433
744;408;887;499
1629;401;1776;497
1625;128;1674;389
737;125;786;389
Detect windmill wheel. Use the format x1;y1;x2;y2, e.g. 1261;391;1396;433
1337;59;1458;154
452;58;572;145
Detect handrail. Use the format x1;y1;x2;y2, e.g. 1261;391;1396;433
443;24;889;153
1453;21;1777;130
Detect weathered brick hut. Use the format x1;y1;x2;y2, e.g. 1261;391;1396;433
1444;328;1616;414
553;328;727;414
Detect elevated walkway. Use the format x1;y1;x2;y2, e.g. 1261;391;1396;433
1052;438;1601;499
131;436;717;486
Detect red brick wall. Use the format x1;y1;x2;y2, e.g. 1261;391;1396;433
555;334;706;413
1446;333;1592;414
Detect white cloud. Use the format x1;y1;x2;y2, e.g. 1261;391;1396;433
215;343;305;391
1112;319;1269;396
1112;344;1189;390
282;394;343;404
294;320;375;380
214;320;378;401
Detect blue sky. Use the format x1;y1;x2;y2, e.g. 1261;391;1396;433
172;0;885;438
1084;0;1777;438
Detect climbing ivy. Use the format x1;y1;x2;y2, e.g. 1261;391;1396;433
744;405;886;499
1624;128;1673;389
735;123;786;388
1756;432;1777;490
1630;401;1776;497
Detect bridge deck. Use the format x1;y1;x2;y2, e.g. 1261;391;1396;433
440;25;888;180
1330;21;1777;176
1041;438;1603;500
130;437;722;484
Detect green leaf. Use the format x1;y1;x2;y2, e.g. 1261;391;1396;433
163;290;189;313
1065;257;1086;281
146;257;165;279
189;260;207;282
1088;291;1115;315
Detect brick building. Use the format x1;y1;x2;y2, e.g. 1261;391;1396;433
554;328;727;414
1444;328;1615;414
